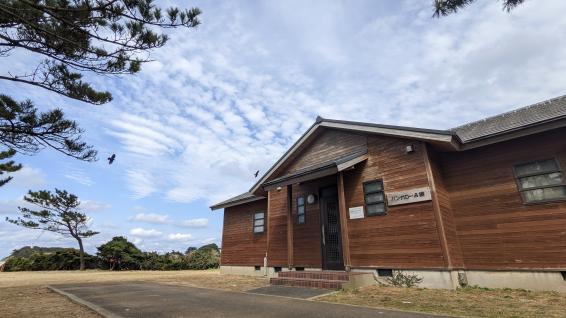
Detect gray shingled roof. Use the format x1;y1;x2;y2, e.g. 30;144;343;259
451;95;566;142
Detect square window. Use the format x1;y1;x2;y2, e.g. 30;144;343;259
253;211;265;234
297;196;306;224
367;203;386;216
514;159;566;203
253;225;264;234
365;192;384;204
363;180;387;216
377;269;393;277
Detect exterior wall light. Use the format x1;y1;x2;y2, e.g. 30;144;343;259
307;194;317;204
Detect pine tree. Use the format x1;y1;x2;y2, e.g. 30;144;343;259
0;0;201;171
6;189;99;270
433;0;524;17
0;148;22;187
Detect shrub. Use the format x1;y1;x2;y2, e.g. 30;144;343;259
187;247;219;270
386;270;423;288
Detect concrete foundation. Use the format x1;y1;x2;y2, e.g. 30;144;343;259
352;268;458;289
464;270;566;292
220;265;566;292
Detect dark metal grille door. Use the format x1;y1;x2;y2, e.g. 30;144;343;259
321;187;344;270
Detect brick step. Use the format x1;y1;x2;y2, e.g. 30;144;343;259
270;277;345;289
276;271;350;281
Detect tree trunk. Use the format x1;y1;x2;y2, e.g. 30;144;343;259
77;237;85;271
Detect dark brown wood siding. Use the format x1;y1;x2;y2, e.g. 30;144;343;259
221;199;267;266
441;127;566;270
281;129;367;175
426;146;465;268
343;136;446;269
267;187;289;266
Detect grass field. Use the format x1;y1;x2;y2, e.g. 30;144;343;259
2;270;566;317
321;285;566;318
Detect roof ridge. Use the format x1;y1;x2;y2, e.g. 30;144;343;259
451;94;566;131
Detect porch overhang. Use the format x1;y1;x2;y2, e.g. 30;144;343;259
262;148;368;191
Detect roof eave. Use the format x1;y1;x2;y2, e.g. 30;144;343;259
209;195;265;211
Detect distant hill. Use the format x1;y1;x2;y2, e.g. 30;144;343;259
4;246;75;260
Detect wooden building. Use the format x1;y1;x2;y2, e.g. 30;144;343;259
211;96;566;291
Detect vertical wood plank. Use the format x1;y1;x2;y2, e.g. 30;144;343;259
266;190;271;265
338;172;352;271
287;185;294;268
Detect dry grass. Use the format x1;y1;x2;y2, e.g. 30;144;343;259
0;269;268;291
319;285;566;318
0;269;268;317
0;286;101;318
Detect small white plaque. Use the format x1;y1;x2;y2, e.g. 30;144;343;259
349;206;365;219
386;187;432;206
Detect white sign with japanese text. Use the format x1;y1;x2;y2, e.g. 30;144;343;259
386;187;432;206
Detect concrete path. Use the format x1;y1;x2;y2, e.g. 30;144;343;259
50;282;452;318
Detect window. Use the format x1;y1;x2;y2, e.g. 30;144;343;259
363;180;386;216
377;269;393;277
253;212;265;234
297;196;306;224
514;159;566;203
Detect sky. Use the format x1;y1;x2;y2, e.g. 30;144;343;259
2;0;566;259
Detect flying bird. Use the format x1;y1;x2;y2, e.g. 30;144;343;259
107;154;116;165
254;170;259;178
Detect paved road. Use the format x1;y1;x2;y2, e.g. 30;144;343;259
50;282;450;318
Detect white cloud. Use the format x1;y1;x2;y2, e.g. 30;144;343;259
81;200;111;212
167;233;193;241
125;169;156;199
179;218;209;228
201;237;217;245
0;197;25;215
2;0;566;219
129;228;162;238
129;213;170;224
7;166;46;188
64;168;93;186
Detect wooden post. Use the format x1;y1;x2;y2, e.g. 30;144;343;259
266;190;271;271
337;172;352;271
286;185;294;269
422;144;453;269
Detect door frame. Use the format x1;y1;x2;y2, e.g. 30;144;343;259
319;185;344;271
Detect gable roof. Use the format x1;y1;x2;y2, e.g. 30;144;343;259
211;95;566;210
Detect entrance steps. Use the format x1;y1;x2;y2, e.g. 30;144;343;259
270;270;375;290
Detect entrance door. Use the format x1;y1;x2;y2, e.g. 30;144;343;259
320;186;344;271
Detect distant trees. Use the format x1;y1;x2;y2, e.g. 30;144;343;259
4;239;220;271
4;248;97;271
185;246;197;255
97;236;143;270
6;189;99;270
433;0;525;17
